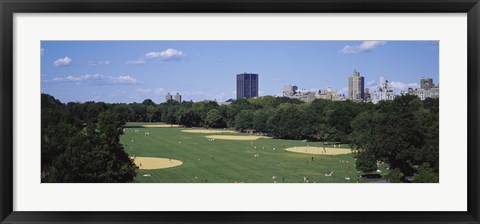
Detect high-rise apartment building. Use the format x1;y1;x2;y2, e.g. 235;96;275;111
416;78;439;100
348;69;365;102
420;77;434;90
236;73;259;99
174;92;182;103
165;93;172;102
364;88;372;102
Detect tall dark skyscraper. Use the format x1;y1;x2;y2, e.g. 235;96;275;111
236;73;259;99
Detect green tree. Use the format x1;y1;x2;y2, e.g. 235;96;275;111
305;99;328;140
324;101;360;142
129;103;147;122
41;94;136;183
349;111;386;151
349;95;438;181
111;104;134;123
252;108;273;133
248;95;276;109
191;101;219;121
413;163;439;183
205;109;226;128
235;110;254;131
423;97;439;112
163;105;180;125
386;168;404;183
81;101;109;123
354;151;378;173
177;108;203;127
272;97;303;107
267;103;312;139
42;94;83;179
146;105;158;122
217;105;231;127
142;99;156;106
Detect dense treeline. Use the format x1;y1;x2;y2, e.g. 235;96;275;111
349;95;439;182
42;93;438;183
41;94;136;182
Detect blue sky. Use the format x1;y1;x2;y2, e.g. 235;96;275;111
41;41;439;103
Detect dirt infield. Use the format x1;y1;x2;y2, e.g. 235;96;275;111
204;135;268;141
141;124;181;128
285;146;353;155
131;157;183;170
182;129;236;134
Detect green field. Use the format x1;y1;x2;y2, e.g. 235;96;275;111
120;122;388;183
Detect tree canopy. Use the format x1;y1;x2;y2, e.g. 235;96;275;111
349;95;439;181
42;94;439;183
42;94;136;183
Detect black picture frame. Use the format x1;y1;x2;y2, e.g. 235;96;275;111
1;0;479;223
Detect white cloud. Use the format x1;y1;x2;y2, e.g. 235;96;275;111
136;88;152;93
390;81;419;91
365;79;379;89
145;52;159;58
53;56;72;67
154;88;166;95
50;73;140;85
65;75;82;81
191;91;205;95
41;48;45;56
340;41;387;54
145;48;185;61
114;75;140;84
366;79;377;86
54;73;103;82
125;59;146;65
87;60;110;66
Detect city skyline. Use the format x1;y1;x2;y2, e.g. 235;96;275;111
41;41;439;103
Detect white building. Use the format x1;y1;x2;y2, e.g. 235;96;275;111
415;88;439;100
174;92;182;103
282;84;298;97
282;85;345;102
400;78;439;100
372;77;396;104
317;88;345;101
291;90;316;102
415;78;439;100
165;93;172;102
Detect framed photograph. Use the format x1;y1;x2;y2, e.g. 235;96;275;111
1;0;479;223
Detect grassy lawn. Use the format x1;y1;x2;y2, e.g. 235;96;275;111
120;124;389;183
